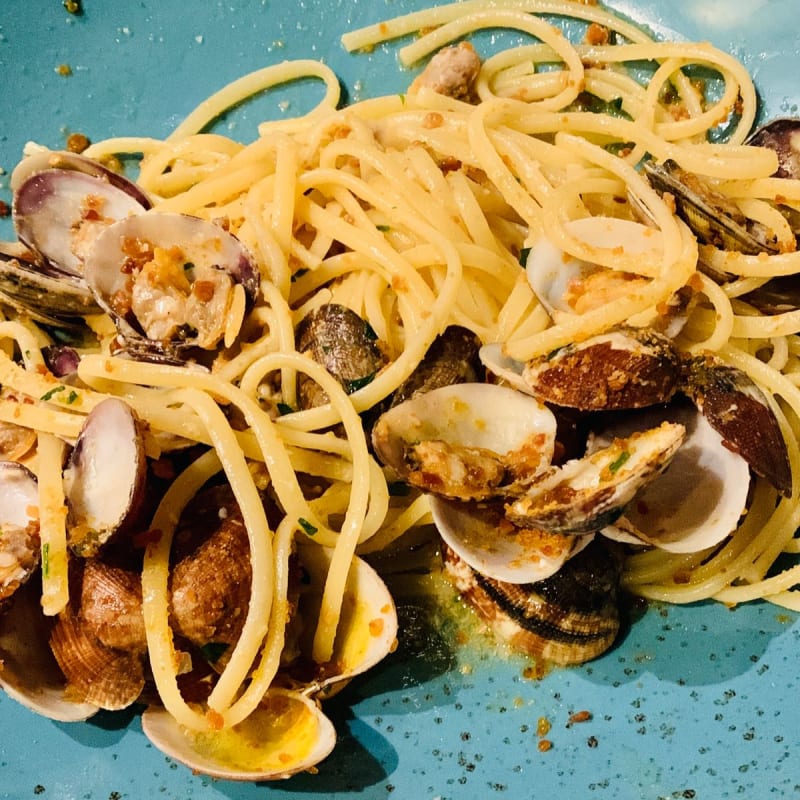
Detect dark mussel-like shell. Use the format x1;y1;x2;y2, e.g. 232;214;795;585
12;151;151;278
84;212;260;357
683;355;792;497
442;537;623;665
522;326;681;411
295;303;387;408
390;325;483;406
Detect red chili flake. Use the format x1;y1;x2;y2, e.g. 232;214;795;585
0;201;9;218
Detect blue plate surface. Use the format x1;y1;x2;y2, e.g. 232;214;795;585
1;2;800;798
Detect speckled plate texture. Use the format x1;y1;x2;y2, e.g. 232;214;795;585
1;1;799;798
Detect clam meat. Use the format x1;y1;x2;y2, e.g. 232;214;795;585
0;462;41;605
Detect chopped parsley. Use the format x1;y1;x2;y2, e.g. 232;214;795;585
376;224;391;233
65;390;79;405
608;450;631;474
518;246;531;267
344;372;376;393
298;518;318;536
40;385;66;402
276;402;295;416
42;543;50;579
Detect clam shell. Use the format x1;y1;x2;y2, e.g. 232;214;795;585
0;580;98;722
442;538;622;665
683;356;791;497
745;117;800;179
591;402;751;553
522;326;681;411
141;689;337;781
506;421;686;534
372;383;557;501
430;496;593;584
84;212;260;354
0;461;41;603
295;303;387;408
63;398;147;557
49;613;145;710
289;543;398;698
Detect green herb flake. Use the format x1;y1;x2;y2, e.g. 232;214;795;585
388;481;411;497
42;543;50;579
344;372;376;393
40;385;66;402
199;642;229;663
376;224;391;233
291;267;310;283
298;518;318;536
518;246;531;267
609;450;631;474
65;390;80;405
276;402;295;416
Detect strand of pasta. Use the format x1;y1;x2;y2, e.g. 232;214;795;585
36;433;69;616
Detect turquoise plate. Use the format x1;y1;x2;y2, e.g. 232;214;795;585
1;2;799;798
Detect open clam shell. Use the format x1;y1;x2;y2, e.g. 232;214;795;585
591;402;751;553
13;155;150;278
745;117;800;180
142;688;337;781
0;461;41;604
63;398;148;557
506;421;686;534
84;212;260;355
683;356;791;497
0;580;98;722
522;326;681;411
430;496;593;584
290;544;398;698
372;383;557;501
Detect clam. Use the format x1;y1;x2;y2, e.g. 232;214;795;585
49;611;145;711
521;326;681;411
590;401;751;552
683;355;792;496
642;159;779;258
0;580;98;722
442;537;623;665
287;542;398;697
430;496;593;584
525;216;665;318
83;212;260;357
141;688;337;781
505;420;686;534
0;247;101;326
169;485;252;659
390;324;483;406
12;151;150;278
295;303;387;409
371;382;558;501
0;461;41;604
63;398;147;557
745;117;800;179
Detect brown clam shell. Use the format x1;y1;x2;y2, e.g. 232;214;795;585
49;613;144;711
522;326;681;410
683;356;792;497
442;538;622;665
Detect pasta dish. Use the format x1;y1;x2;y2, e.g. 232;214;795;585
0;0;798;780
